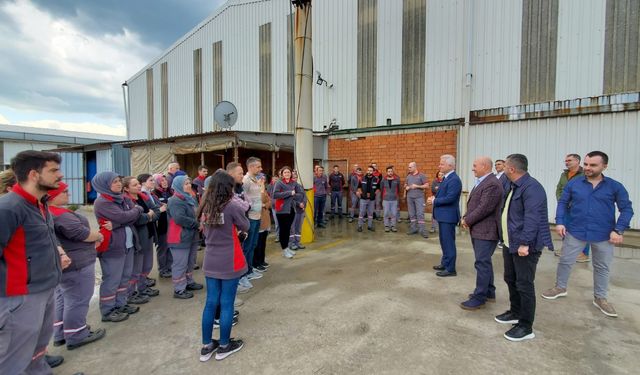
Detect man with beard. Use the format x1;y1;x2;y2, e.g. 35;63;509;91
0;151;72;374
542;151;633;318
356;166;380;232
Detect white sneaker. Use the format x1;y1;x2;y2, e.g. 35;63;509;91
237;285;250;294
239;276;253;289
234;298;244;307
247;271;263;280
286;248;296;257
282;249;294;259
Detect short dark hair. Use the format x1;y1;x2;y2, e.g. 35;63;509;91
506;154;528;172
495;159;505;164
356;167;362;172
386;166;394;171
586;151;608;164
367;165;374;170
317;166;324;170
566;154;581;162
226;162;242;172
246;157;261;168
11;151;61;183
137;173;152;184
333;165;339;168
198;165;208;171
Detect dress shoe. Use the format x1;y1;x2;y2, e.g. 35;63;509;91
468;293;495;303
432;265;445;271
460;298;486;310
67;329;106;350
53;339;66;347
436;270;457;277
45;355;64;368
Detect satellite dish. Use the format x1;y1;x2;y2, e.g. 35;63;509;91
214;101;238;129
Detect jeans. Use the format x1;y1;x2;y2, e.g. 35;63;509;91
242;219;261;272
202;277;240;346
556;232;614;298
503;246;541;329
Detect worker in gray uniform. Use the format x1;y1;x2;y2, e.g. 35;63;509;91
382;166;400;232
405;162;429;238
357;166;380;232
348;167;362;223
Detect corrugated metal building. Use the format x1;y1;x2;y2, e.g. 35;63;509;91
125;0;640;227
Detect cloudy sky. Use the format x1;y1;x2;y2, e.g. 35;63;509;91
0;0;224;136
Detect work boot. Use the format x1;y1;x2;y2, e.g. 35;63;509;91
102;308;129;323
173;290;194;299
407;228;418;235
118;304;139;315
127;292;150;305
45;355;64;368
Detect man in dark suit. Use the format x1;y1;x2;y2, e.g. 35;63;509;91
427;154;462;277
494;154;553;342
460;157;504;310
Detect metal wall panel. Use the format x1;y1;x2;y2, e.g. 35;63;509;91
96;149;113;174
112;144;131;176
313;0;358;131
128;74;148;140
161;62;169;138
425;0;465;122
376;0;402;126
555;0;606;101
357;0;377;128
153;64;163;139
472;0;523;111
520;0;559;104
193;48;203;134
212;41;223;131
3;142;54;163
287;13;294;133
58;151;84;205
401;0;426;123
259;23;272;132
604;0;640;94
463;111;640;229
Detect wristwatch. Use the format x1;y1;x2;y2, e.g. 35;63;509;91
614;229;624;236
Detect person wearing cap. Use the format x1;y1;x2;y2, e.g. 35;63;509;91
167;175;204;299
48;182;107;350
92;171;144;323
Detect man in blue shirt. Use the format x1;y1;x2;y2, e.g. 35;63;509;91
542;151;633;318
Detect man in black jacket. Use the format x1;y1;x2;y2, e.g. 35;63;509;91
356;166;380;232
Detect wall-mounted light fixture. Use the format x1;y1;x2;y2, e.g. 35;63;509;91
316;71;334;88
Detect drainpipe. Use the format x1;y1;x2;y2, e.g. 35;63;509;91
461;0;474;194
292;0;315;244
122;82;130;140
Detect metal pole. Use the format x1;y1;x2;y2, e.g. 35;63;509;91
293;1;315;244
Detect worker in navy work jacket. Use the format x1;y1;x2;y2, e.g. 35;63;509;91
0;150;71;375
428;154;462;277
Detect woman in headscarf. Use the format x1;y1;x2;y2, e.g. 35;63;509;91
92;172;144;322
48;182;107;349
167;175;203;299
197;171;248;362
152;173;172;278
122;176;162;303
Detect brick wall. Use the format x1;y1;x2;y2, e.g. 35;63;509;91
328;128;458;210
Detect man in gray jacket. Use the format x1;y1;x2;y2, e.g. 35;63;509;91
0;151;71;374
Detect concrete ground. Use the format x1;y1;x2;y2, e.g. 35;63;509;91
50;211;640;375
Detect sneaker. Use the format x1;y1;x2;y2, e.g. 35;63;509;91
348;218;354;223
239;277;253;289
576;253;591;263
261;262;270;268
468;293;495;303
67;328;106;350
215;339;244;361
554;248;562;257
289;244;299;251
541;286;567;300
140;287;160;297
234;298;244;306
494;311;519;324
504;324;535;342
186;282;204;291
357;226;363;232
102;308;129;323
118;304;139;315
429;227;436;233
247;271;263;280
159;270;172;278
497;242;504;249
593;298;618;317
213;316;239;329
296;244;306;250
407;228;418;235
146;278;156;288
200;340;219;362
460;298;485;310
254;265;266;272
173;290;194;299
384;227;390;232
282;249;294;259
368;226;375;232
237;285;250;294
127;292;150;305
391;227;398;232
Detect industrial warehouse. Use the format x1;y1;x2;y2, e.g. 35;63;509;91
1;1;639;375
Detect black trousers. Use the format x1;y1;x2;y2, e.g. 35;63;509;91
276;209;296;250
253;230;268;266
502;246;541;329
